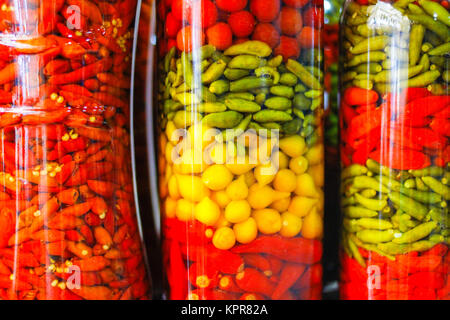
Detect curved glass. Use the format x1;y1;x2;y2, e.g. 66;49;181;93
156;0;325;300
0;0;150;300
339;0;449;300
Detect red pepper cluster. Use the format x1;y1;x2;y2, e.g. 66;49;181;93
164;218;322;300
0;0;150;300
340;244;449;300
158;0;322;59
341;87;450;169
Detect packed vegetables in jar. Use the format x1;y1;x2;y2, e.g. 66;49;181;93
339;0;449;300
156;0;325;300
0;0;151;300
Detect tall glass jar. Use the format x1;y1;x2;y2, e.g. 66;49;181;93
156;0;325;300
339;0;449;300
323;0;343;291
0;0;150;300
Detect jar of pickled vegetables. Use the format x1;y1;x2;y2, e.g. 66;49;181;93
339;0;449;300
156;0;324;300
0;0;151;300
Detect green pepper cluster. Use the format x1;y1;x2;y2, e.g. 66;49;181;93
157;41;323;145
341;0;449;93
341;159;449;263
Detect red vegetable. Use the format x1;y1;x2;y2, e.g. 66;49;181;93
250;0;281;23
206;22;233;50
228;11;256;38
235;268;276;296
278;7;303;36
252;23;281;48
216;0;248;12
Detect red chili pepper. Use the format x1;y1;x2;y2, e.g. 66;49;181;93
188;262;219;289
232;235;322;264
347;107;383;142
182;244;244;274
402;95;450;119
235;268;276;297
271;263;306;299
369;148;431;170
168;240;188;300
343;87;379;106
242;254;273;276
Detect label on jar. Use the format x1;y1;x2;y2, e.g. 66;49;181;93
367;1;411;33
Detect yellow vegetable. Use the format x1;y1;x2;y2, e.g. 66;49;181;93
211;190;232;208
213;227;236;250
272;150;289;170
279;135;306;158
177;174;210;202
195;197;221;226
176;199;196;221
308;164;324;188
273;169;297;192
247;184;290;209
288;196;318;218
280;212;303;237
270;197;291;212
243;171;256;187
253;209;282;234
295;173;319;198
202;164;234;191
165;142;175;164
159;176;168;198
225;200;251;223
164;197;177;218
165;120;178;142
301;207;323;239
233;218;258;244
226;155;256;175
168;175;180;199
187;122;216;150
208;142;236;165
215;213;232;228
226;176;249;201
159;134;167;154
254;162;277;186
289;156;309;174
305;144;323;166
173;148;209;174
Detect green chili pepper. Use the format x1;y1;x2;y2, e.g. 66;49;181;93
343;219;362;233
253;110;293;123
408;3;427;14
209;79;230;95
255;93;266;105
428;42;450;56
264;97;292;110
222;114;252;141
388;192;428;220
294;84;307;93
353;63;382;74
404;179;416;189
224;92;255;101
225;98;261;113
286;59;321;90
224;68;250;80
353;176;389;193
408;70;441;87
230;76;273;92
393;221;437;244
347;51;387;68
350;35;390;54
344;206;379;218
228;55;262;70
279;73;298;86
281;118;302;135
202;111;244;129
202;60;227;84
342;164;368;179
418;0;450;27
173;110;202;128
292;93;311;110
421;42;433;53
224;41;272;57
270;85;295;98
399;187;443;204
422;176;450;200
344;26;364;46
176;92;200;105
267;55;283;67
352;78;373;90
355;193;388;211
356;218;393;230
186;102;227;113
348;235;366;267
361;189;377;198
356;229;395;244
407;14;450;41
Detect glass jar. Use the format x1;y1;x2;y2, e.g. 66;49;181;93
323;0;343;291
0;0;150;300
339;0;449;300
156;0;325;300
